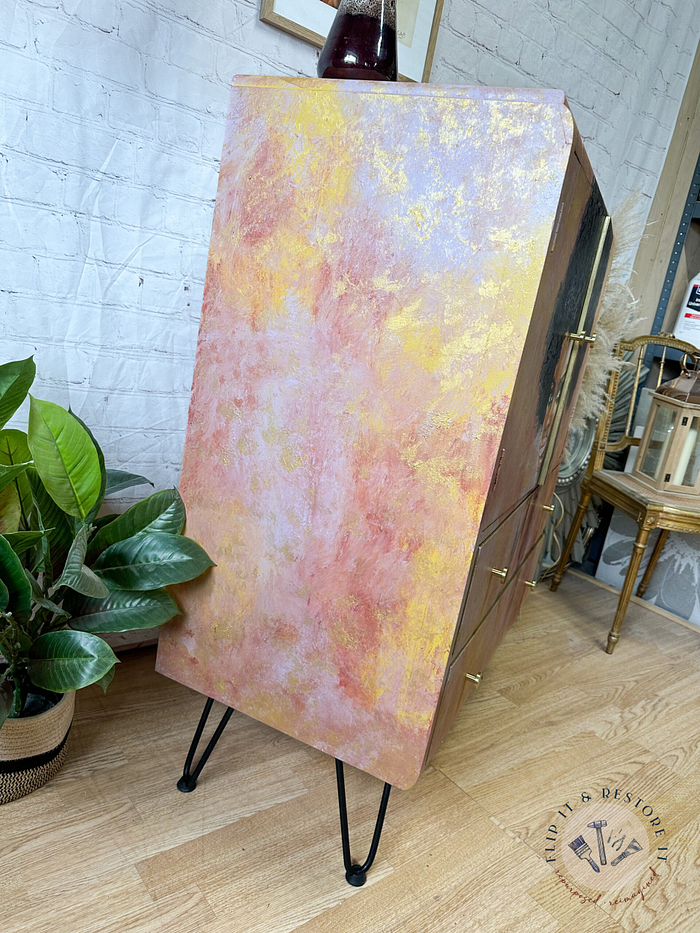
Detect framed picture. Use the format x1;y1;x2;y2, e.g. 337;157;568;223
259;0;444;83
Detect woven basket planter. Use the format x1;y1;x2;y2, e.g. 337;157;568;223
0;692;75;805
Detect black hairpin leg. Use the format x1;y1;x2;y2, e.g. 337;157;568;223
335;759;392;887
177;696;234;793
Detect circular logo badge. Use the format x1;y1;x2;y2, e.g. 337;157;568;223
545;787;668;907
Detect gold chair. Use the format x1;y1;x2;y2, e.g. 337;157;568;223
550;334;700;653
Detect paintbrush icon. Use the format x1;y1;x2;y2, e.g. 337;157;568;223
568;834;600;873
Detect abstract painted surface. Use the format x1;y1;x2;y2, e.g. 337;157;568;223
157;78;573;788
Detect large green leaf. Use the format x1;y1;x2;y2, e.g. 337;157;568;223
0;357;36;429
0;429;31;465
68;563;109;599
70;587;180;633
0;578;8;612
93;532;214;590
0;429;32;520
0;534;32;623
27;468;73;573
104;470;153;497
3;530;47;556
0;461;32;495
70;410;106;523
88;489;185;559
28;630;118;693
0;484;20;534
56;523;109;598
27;397;101;520
139;495;186;535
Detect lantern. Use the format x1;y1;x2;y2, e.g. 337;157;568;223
633;361;700;495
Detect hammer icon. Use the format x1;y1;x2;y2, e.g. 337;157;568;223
587;820;608;866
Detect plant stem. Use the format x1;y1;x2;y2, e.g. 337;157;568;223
9;680;23;718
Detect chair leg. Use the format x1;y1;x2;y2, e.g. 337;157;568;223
606;523;651;655
550;490;592;592
636;529;669;598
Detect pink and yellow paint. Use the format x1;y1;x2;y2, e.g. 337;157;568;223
157;78;573;788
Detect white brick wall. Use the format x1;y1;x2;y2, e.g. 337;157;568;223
1;0;697;494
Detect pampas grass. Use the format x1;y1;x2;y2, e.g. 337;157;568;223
570;191;647;433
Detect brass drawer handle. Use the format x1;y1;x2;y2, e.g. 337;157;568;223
524;579;537;589
543;504;555;513
566;331;597;345
490;567;508;582
465;672;482;686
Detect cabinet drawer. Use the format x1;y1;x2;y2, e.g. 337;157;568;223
452;493;532;658
426;530;545;765
506;530;546;622
426;584;518;761
522;533;545;589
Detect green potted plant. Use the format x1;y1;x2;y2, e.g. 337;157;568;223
0;356;213;804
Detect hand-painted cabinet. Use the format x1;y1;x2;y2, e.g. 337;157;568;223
157;77;612;790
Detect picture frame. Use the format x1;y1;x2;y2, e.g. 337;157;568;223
259;0;444;83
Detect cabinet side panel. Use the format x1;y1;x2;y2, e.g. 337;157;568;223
156;81;570;789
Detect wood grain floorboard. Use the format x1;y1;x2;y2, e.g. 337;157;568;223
2;573;698;932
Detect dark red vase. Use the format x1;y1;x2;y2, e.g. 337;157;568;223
317;0;398;81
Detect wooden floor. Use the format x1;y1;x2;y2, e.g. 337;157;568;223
4;572;699;933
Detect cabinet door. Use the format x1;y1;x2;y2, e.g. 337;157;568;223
537;211;614;483
479;148;611;535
